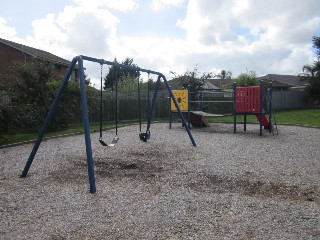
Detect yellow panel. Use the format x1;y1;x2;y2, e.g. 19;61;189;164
171;90;189;111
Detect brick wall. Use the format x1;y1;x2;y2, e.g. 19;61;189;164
0;43;75;90
0;43;33;89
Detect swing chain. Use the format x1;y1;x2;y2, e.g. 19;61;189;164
98;60;119;147
139;72;151;142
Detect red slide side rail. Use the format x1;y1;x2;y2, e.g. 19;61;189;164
235;86;261;113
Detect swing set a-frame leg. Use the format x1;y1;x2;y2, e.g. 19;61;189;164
20;56;96;193
148;75;197;147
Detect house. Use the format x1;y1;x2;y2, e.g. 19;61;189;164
0;37;77;91
206;78;234;90
168;77;233;90
257;74;309;91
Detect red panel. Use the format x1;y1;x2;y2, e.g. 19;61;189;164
235;86;261;113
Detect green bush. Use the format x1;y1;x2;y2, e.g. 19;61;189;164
236;71;258;86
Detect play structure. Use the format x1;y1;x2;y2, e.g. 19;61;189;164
21;55;196;194
233;81;278;136
169;81;278;136
169;86;232;128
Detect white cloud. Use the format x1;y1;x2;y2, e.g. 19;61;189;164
151;0;186;11
175;0;320;76
0;17;17;39
72;0;139;12
24;3;120;61
18;1;123;87
2;0;319;87
232;0;249;15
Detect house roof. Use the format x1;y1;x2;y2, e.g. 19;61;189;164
201;80;221;90
168;77;233;90
206;78;234;87
0;37;71;66
257;74;307;87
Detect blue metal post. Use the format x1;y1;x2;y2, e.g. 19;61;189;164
21;57;79;178
169;86;172;129
187;84;191;130
233;82;237;134
78;57;96;193
259;80;263;136
244;114;247;131
161;75;196;146
268;82;272;133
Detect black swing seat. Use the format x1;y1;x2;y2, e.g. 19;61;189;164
139;131;150;142
99;136;119;147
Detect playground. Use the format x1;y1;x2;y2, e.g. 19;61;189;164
1;123;319;239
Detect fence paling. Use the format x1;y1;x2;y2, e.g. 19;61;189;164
84;94;169;124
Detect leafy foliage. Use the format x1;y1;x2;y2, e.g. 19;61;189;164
312;35;320;59
104;58;140;90
102;58;167;96
170;66;214;92
235;70;258;86
117;74;139;94
218;70;232;80
303;36;320;104
0;58;97;133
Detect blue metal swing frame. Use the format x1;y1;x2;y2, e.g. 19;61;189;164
21;55;196;193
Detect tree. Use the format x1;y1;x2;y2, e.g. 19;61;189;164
235;70;258;86
219;70;232;80
302;36;320;104
3;58;96;131
104;58;140;90
8;58;55;129
170;66;213;92
117;74;139;94
312;35;320;59
15;58;53;109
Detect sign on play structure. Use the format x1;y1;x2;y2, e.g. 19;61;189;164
171;90;188;112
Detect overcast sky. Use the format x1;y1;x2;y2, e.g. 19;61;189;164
1;0;320;87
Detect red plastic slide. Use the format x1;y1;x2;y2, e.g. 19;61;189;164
255;114;270;129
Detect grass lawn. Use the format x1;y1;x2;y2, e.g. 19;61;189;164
1;108;319;147
207;108;320;128
0;121;135;147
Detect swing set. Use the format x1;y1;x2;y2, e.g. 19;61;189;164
20;55;196;193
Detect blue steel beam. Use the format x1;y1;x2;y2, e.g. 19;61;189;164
21;56;79;178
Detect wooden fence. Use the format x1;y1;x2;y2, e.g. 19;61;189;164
71;89;315;124
272;90;315;109
69;91;171;124
3;89;312;126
